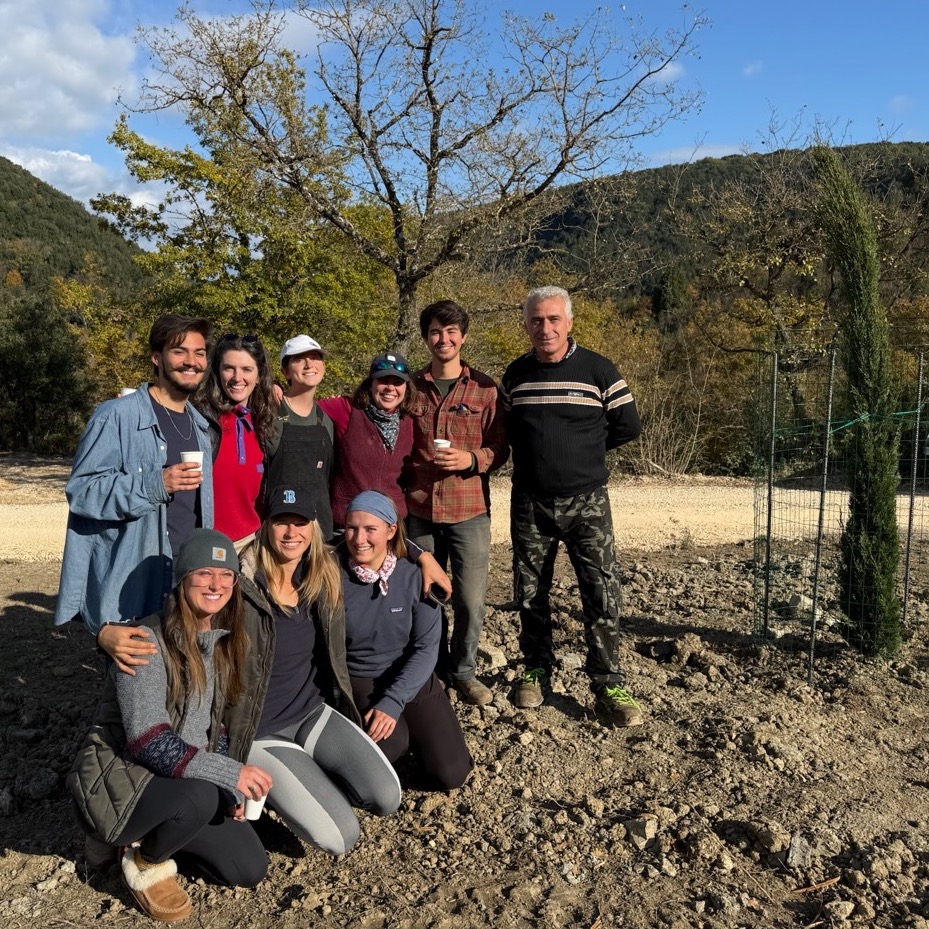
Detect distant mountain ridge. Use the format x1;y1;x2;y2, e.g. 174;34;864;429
5;141;929;305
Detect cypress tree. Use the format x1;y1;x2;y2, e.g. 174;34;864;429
813;146;901;656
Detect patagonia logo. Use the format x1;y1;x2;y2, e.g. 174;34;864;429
212;547;227;561
283;489;296;504
390;607;404;613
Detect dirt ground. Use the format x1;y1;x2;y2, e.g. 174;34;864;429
2;456;929;928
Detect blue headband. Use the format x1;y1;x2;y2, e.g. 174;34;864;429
346;490;398;525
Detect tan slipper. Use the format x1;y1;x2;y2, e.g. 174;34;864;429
121;847;192;922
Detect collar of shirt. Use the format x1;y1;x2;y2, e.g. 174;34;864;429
531;337;577;364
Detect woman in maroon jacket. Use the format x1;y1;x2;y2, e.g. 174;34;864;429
318;353;417;531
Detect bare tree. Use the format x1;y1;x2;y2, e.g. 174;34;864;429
126;0;705;349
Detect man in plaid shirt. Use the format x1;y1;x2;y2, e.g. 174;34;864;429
406;300;509;705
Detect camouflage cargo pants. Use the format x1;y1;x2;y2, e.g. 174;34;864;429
510;485;624;689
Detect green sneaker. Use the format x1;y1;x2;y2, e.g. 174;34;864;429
514;668;547;709
595;685;644;727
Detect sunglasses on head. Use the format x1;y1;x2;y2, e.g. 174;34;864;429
372;360;409;374
221;333;261;345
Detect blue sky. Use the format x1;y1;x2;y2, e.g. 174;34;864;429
1;0;926;208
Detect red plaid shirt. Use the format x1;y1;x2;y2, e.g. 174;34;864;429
406;363;509;523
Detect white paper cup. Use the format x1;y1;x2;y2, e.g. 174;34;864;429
433;439;451;450
244;794;267;821
180;450;204;470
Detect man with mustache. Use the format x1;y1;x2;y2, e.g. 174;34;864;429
502;287;643;727
55;315;215;672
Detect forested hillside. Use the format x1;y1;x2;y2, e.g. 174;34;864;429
4;141;929;467
0;157;147;452
0;156;142;292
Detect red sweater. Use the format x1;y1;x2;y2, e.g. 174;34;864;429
212;408;264;541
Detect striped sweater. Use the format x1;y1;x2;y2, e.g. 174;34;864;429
501;342;641;498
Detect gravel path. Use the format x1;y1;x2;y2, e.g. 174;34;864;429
0;466;756;563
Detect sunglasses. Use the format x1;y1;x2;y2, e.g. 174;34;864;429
371;360;409;374
221;333;261;345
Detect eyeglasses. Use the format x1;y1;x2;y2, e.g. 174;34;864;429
186;569;238;588
221;333;261;345
371;360;409;374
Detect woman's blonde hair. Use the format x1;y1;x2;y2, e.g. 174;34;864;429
256;518;343;613
162;583;248;708
386;514;409;559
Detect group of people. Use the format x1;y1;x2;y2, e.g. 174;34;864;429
57;286;642;921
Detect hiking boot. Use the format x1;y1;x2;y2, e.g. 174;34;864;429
453;677;493;706
513;668;546;709
595;685;644;727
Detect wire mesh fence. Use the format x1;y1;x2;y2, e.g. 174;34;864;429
753;338;929;680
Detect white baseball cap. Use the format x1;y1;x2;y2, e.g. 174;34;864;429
280;335;327;365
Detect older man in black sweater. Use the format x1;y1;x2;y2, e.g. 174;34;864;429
501;286;643;726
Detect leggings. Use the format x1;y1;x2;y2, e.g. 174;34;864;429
350;672;474;790
247;703;401;855
114;777;267;887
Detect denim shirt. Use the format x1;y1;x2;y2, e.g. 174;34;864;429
54;384;214;635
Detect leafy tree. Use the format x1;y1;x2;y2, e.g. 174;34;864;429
0;288;94;453
113;0;705;351
53;263;151;405
92;111;394;377
814;146;901;657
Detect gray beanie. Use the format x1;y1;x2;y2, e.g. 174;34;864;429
173;529;240;584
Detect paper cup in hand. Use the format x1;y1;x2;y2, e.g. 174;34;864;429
433;439;451;450
244;793;267;821
180;450;203;471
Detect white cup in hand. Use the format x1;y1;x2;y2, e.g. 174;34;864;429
244;793;267;821
180;450;204;472
433;439;451;450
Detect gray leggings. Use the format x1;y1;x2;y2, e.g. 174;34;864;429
247;703;401;855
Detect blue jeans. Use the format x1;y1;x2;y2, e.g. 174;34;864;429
407;512;491;683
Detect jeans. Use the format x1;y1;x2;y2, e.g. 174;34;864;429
510;485;624;690
407;512;491;683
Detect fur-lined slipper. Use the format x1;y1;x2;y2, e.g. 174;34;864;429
121;847;192;922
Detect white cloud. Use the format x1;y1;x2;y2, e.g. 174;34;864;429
889;94;916;115
0;0;137;142
645;60;685;86
0;143;163;209
742;60;763;78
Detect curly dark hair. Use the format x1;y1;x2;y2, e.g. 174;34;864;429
195;335;278;449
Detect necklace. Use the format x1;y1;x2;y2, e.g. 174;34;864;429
151;389;194;441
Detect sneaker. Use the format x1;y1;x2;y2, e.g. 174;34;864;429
453;677;493;706
595;685;644;727
513;668;547;709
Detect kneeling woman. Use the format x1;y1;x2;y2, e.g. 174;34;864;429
342;491;473;790
236;485;401;855
69;531;272;922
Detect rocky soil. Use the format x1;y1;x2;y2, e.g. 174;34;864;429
2;457;929;928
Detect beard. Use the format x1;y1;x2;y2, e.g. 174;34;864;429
162;363;205;395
